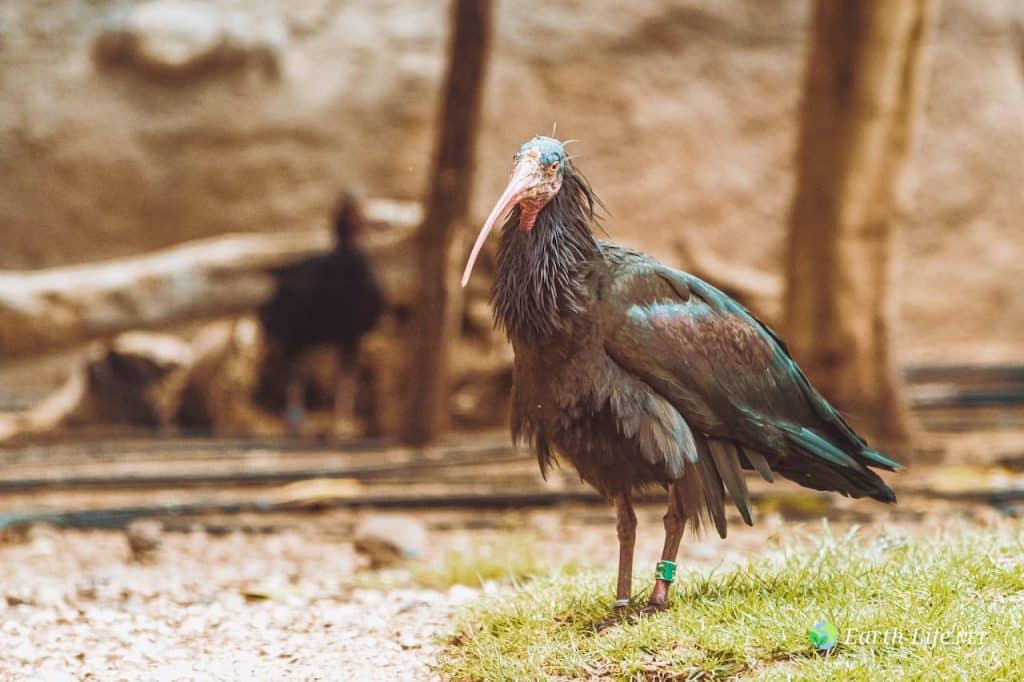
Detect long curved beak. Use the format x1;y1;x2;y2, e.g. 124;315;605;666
460;161;537;287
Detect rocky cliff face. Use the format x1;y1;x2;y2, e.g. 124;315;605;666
1;0;1022;362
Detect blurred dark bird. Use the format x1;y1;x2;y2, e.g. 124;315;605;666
462;136;900;618
258;190;383;438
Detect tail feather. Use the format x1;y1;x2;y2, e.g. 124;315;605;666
669;422;897;541
674;462;705;537
775;455;897;503
740;447;775;482
708;439;753;526
773;422;897;503
779;423;860;469
697;440;728;539
676;437;728;539
860;447;902;471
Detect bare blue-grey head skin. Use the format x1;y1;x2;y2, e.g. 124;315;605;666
462;136;572;287
462;135;604;340
463;135;899;622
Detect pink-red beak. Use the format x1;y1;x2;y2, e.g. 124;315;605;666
461;159;540;287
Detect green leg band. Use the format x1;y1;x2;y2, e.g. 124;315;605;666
655;560;677;582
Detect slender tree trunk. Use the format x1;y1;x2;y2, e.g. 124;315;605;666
400;0;492;445
784;0;933;450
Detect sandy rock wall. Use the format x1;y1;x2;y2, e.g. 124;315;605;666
1;0;1022;362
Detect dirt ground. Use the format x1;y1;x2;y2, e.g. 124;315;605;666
0;487;1016;681
0;372;1020;681
1;519;449;681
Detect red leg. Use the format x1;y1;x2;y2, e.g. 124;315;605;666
285;367;305;437
646;482;683;612
613;492;637;609
597;492;638;630
331;348;358;441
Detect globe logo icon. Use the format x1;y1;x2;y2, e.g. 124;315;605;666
809;620;838;651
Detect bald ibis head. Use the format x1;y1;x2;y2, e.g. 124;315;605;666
461;136;570;287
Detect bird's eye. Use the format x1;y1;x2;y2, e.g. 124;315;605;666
549;162;560;172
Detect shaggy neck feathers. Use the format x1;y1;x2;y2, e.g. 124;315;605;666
491;167;603;340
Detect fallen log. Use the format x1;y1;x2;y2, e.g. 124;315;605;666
0;332;193;443
0;200;421;361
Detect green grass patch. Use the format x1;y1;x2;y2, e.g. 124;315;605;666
437;523;1024;680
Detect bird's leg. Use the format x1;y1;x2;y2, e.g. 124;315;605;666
331;346;359;441
284;367;306;438
596;492;637;631
645;482;683;613
613;492;637;610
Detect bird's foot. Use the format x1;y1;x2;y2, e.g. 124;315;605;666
285;406;306;438
639;599;669;616
595;600;669;630
594;602;632;631
641;575;673;616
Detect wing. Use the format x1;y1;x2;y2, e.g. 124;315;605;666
601;251;898;512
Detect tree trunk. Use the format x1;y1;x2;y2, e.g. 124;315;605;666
400;0;492;445
0;200;419;362
784;0;933;450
